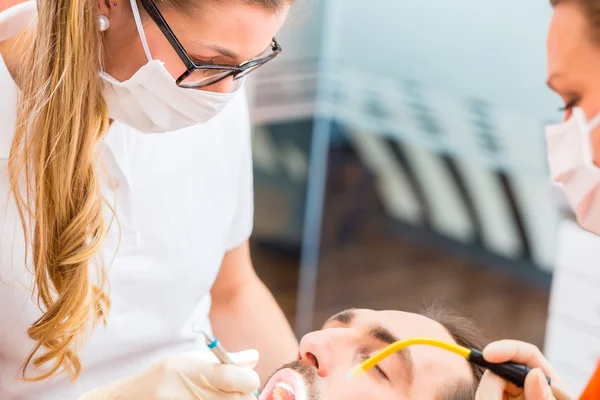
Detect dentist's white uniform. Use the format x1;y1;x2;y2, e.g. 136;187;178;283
0;3;254;399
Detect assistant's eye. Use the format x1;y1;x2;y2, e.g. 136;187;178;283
559;98;580;112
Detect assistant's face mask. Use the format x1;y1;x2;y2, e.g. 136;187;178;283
546;107;600;235
100;0;242;133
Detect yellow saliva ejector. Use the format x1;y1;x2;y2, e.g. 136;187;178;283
349;337;573;400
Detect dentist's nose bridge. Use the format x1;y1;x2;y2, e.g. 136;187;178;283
199;75;235;93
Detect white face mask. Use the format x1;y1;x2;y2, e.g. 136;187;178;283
100;0;241;133
546;107;600;235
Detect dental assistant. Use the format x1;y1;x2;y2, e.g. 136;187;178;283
0;0;297;398
476;0;600;399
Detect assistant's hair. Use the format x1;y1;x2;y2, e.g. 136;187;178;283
8;0;291;382
550;0;600;44
421;304;489;400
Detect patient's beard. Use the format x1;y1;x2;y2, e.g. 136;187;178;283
263;360;321;400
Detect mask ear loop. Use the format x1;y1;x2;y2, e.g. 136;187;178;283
129;0;153;62
579;109;600;167
588;112;600;132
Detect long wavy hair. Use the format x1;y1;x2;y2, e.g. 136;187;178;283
8;0;290;383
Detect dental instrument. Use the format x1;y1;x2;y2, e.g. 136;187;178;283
202;332;260;399
349;337;573;400
203;332;235;364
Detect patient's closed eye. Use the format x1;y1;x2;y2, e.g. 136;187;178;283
373;364;388;380
360;354;388;381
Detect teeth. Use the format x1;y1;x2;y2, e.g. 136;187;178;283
273;382;295;400
276;382;294;394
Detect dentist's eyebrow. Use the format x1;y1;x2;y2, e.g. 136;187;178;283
210;44;237;59
192;41;272;62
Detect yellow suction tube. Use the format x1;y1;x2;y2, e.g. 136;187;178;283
349;337;574;400
350;337;470;380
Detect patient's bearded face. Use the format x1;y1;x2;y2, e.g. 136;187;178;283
259;309;474;400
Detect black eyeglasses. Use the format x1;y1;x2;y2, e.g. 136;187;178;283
139;0;282;89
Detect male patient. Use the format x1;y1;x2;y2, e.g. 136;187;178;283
259;307;487;400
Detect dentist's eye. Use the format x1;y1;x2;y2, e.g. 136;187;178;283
190;55;217;65
559;98;580;112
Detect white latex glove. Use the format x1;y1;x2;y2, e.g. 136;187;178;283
475;340;565;400
79;349;260;400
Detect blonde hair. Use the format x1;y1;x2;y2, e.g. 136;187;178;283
7;0;291;383
9;0;110;382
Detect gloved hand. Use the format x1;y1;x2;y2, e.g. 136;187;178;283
79;349;260;400
475;340;565;400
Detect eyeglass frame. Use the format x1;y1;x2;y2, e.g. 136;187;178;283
139;0;282;88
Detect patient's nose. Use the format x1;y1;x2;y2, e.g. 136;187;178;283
299;328;355;377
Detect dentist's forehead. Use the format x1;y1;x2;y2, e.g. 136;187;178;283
547;2;590;80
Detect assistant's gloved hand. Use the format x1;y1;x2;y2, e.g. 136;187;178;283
475;340;566;400
79;349;260;400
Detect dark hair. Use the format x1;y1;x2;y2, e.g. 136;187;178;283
421;304;489;400
550;0;600;44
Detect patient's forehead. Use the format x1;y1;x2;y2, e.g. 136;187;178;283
326;309;457;340
355;309;457;341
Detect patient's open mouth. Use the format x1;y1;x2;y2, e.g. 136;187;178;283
272;382;295;400
260;368;306;400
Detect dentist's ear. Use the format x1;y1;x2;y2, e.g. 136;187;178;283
96;0;139;41
97;0;112;32
97;0;112;19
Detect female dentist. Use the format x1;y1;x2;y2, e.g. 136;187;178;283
0;0;297;399
477;0;600;398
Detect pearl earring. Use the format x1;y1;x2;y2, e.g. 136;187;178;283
98;15;110;32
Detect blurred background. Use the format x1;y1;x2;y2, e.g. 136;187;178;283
243;0;593;394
